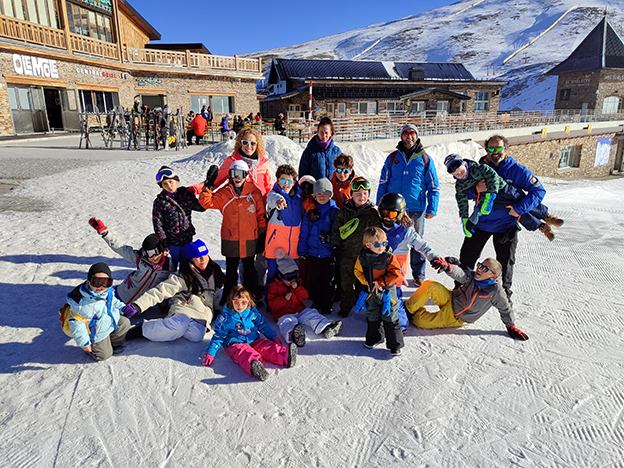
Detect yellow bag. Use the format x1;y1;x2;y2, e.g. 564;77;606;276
59;304;90;337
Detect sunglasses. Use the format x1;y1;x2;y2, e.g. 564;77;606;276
89;276;113;288
144;247;163;258
487;146;504;153
402;130;417;136
335;168;351;174
156;169;175;182
241;140;257;147
447;160;463;174
476;262;490;272
371;241;388;248
351;178;370;191
379;210;400;219
232;299;249;306
230;169;248;180
279;179;294;185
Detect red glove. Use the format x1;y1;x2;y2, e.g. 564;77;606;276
430;257;451;273
89;217;108;235
274;337;283;346
202;353;214;366
506;324;529;341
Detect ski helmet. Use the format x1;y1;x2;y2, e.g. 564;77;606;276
378;193;406;227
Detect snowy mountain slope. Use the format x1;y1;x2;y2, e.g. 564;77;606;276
248;0;624;111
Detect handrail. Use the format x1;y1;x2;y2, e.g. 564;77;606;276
69;33;118;60
0;14;65;49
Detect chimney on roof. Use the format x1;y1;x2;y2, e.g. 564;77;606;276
409;67;425;81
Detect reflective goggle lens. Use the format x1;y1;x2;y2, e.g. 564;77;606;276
476;262;490;272
447;161;463;173
279;179;294;185
487;146;504;153
233;299;249;305
402;130;417;136
372;241;388;248
90;277;113;288
351;178;370;191
380;210;399;219
145;247;162;258
284;272;298;281
156;169;174;182
335;168;351;174
230;169;248;180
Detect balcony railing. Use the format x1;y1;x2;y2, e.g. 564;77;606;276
123;47;186;67
0;15;65;49
70;33;119;60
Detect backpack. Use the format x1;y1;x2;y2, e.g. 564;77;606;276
59;304;90;337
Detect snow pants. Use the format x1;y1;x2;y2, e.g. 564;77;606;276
306;256;334;310
224;338;286;375
277;307;332;343
339;254;360;314
519;203;549;231
87;316;131;361
224;256;258;303
142;313;206;342
364;286;404;352
405;280;465;329
408;211;426;280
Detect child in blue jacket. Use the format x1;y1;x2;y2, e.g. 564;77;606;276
298;178;339;314
202;285;297;381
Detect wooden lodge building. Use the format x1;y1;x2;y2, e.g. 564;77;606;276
260;58;507;120
0;0;262;136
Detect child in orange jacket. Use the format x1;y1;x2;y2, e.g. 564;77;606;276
200;160;267;304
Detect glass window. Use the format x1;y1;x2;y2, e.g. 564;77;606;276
7;86;18;110
26;0;38;22
602;96;621;114
35;0;48;25
18;87;31;110
212;95;230;114
104;91;113;110
94;91;105;112
474;92;490;112
15;0;25;19
46;0;57;27
80;90;93;113
103;15;111;42
558;146;580;169
1;0;14;17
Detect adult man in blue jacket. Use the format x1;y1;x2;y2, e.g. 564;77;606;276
377;124;439;286
459;135;546;303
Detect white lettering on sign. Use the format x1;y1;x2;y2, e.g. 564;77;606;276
76;67;117;78
12;53;59;79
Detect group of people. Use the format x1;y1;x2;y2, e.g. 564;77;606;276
63;117;558;381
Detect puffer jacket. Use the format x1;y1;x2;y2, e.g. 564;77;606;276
383;223;437;259
67;283;125;348
467;155;547;233
267;278;308;320
265;183;304;259
152;187;205;247
133;259;222;328
298;136;342;180
205;305;278;357
354;247;402;289
453;159;506;219
447;266;514;326
331;199;381;260
101;231;174;304
199;181;267;258
330;171;356;208
214;150;272;197
376;140;439;214
298;199;339;258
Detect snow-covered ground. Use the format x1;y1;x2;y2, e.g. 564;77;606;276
1;135;623;467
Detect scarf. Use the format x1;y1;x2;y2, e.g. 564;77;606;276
316;135;332;150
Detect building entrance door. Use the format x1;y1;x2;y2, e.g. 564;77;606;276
44;88;63;130
140;94;165;110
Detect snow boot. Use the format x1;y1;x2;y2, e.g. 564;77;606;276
290;324;306;347
322;321;343;339
285;342;297;368
125;322;143;341
544;213;564;227
364;339;384;349
390;348;402;357
538;222;555;241
250;359;269;381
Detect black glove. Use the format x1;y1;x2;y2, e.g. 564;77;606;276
430;257;451;273
299;254;308;261
256;231;266;254
204;165;219;190
445;256;460;265
506;324;529;341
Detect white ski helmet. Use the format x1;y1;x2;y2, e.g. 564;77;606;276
230;160;249;172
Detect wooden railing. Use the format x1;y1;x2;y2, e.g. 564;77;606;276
123;47;186;67
69;33;118;60
0;15;65;49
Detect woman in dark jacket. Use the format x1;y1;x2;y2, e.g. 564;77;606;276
298;117;342;180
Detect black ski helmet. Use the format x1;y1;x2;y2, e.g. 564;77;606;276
378;193;406;227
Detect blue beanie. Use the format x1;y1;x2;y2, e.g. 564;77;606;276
184;239;209;259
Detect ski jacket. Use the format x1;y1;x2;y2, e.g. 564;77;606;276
376;140;439;214
453;159;506;218
265;183;304;259
205;305;278;357
331;199;381;260
298;136;342;180
214;150;272;198
298;199;339;258
330;171;356;208
199;182;267;258
267;278;309;320
354;247;402;289
67;283;124;348
447;266;515;326
152;187;205;247
467;156;547;233
382;223;437;259
101;231;174;304
190;114;207;136
133;259;223;327
220;117;230;133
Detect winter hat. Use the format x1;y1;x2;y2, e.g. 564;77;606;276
275;248;298;276
88;262;112;280
313;178;333;197
299;175;316;187
444;154;464;173
230;160;249;172
184;239;209;259
156;165;180;186
142;234;163;256
401;124;419;135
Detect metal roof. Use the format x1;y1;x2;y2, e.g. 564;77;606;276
548;17;624;75
400;88;471;100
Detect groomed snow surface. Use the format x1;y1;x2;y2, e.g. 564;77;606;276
1;135;623;467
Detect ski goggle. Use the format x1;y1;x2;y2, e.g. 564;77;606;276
447;160;463;174
335;168;351;174
144;246;163;258
371;241;388;248
241;140;257;147
232;299;249;306
486;146;504;153
284;271;298;281
279;179;294;185
89;276;113;288
230;169;248;180
379;210;400;219
476;262;490;272
350;178;370;192
156;169;175;182
402;129;417;136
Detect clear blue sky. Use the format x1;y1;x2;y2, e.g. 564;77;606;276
129;0;459;56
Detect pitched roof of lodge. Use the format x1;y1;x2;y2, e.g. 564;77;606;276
118;0;161;41
268;58;476;83
548;17;624;75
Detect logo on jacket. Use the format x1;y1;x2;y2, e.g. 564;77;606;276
248;205;256;213
235;322;251;335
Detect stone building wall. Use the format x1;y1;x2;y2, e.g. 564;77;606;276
554;71;601;111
